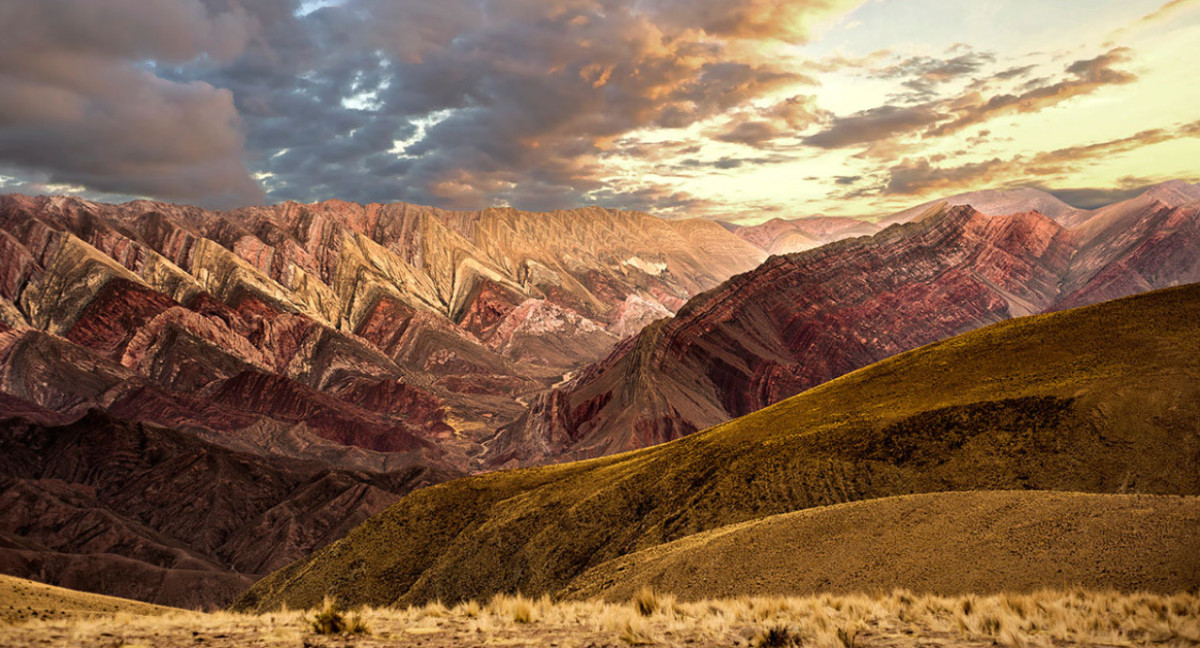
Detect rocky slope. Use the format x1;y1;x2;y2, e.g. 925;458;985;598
0;410;458;608
489;186;1200;466
235;283;1200;610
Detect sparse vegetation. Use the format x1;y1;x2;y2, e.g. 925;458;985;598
836;624;860;648
754;623;801;647
308;597;369;635
634;586;664;616
6;588;1200;648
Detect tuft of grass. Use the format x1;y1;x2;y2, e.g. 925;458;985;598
837;624;859;648
489;593;535;624
634;586;662;617
754;623;801;647
308;597;369;636
618;616;657;645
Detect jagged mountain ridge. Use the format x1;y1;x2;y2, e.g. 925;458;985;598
488;184;1200;466
0;194;764;460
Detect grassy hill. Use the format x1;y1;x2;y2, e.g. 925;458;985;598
235;283;1200;611
0;574;173;623
564;491;1200;600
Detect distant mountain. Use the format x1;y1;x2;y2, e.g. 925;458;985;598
235;283;1200;611
488;193;1199;467
879;187;1085;227
727;215;880;255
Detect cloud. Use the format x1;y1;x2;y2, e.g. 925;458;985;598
185;0;858;212
0;0;264;207
874;51;996;98
714;94;826;147
1106;0;1200;43
803;105;944;148
800;47;1139;152
877;127;1186;197
926;48;1137;137
638;0;865;40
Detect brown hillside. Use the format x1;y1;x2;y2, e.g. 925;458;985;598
565;491;1200;601
234;283;1200;612
0;574;172;623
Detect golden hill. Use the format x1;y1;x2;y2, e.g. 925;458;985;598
0;574;173;624
235;283;1200;611
564;490;1200;601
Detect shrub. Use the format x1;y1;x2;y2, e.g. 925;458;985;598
837;625;859;648
754;624;800;647
309;597;369;635
634;586;660;617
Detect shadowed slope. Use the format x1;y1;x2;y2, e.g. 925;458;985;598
564;491;1200;600
0;411;458;608
235;283;1200;611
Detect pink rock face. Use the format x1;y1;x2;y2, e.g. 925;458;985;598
489;198;1200;468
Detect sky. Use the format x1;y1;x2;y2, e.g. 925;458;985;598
0;0;1197;222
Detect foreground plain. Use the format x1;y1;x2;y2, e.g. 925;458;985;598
4;586;1200;648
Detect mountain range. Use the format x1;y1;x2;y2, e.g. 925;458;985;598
0;181;1197;607
489;183;1200;466
236;282;1200;610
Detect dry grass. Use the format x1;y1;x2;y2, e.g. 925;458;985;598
308;596;369;635
4;589;1199;647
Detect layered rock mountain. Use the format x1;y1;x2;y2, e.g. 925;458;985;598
0;194;764;605
879;187;1087;227
2;182;1197;606
489;185;1200;466
0;194;764;458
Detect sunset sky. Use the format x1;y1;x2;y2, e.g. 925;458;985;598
0;0;1197;221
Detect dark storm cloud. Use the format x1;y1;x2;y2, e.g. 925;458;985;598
1;0;862;211
0;0;264;207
